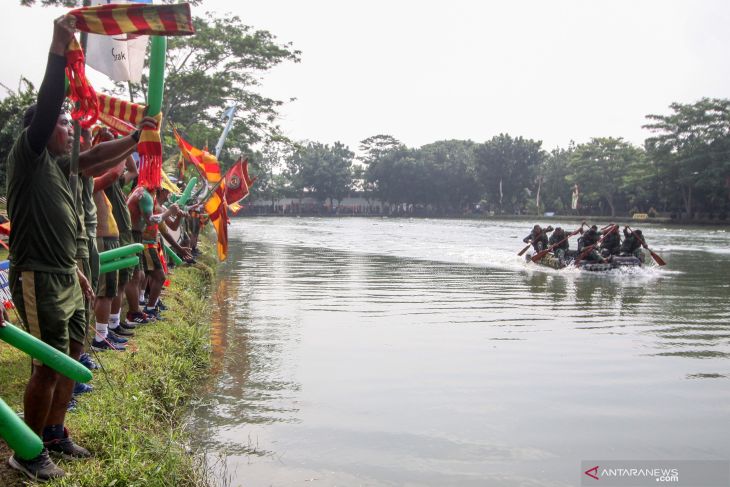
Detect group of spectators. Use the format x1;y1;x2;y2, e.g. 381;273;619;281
1;16;203;481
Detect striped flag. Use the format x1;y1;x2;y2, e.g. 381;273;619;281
204;184;228;261
173;128;222;184
69;2;195;37
97;93;145;126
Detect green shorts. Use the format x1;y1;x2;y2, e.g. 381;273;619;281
97;237;120;298
142;245;163;273
9;268;86;362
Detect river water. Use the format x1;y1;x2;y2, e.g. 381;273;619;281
189;217;730;487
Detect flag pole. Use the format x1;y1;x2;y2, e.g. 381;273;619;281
214;105;238;159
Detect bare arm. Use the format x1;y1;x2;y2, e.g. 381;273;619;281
79;116;157;174
83;145;135;178
123;155;138;185
93;160;126;192
79;135;137;173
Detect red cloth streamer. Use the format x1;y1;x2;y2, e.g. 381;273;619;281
137;114;162;190
65;38;98;128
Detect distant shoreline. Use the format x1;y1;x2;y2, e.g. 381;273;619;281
236;212;730;228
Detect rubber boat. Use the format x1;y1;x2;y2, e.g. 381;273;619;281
527;250;643;271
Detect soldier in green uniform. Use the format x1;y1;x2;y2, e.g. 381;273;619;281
5;15;158;481
548;227;569;264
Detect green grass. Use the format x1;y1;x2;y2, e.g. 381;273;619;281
1;246;218;487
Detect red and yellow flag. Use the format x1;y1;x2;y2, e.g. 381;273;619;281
204;183;228;261
173;129;222;184
223;158;250;205
69;3;195;37
97;94;145;126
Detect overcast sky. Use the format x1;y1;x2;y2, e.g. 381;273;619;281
3;0;730;154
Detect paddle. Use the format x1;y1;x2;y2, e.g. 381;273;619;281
626;226;666;266
575;224;618;265
517;226;553;256
531;223;585;262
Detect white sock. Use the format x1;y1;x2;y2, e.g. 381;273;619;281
109;313;120;328
139;291;145;302
154;298;160;306
95;322;108;340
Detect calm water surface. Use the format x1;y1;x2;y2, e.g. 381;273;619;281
189;218;730;487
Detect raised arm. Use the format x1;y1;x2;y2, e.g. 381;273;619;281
27;16;76;155
123;154;138;185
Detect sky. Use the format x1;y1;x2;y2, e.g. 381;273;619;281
3;0;730;154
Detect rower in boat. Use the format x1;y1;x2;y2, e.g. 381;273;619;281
523;225;553;253
620;227;646;263
600;223;621;258
577;225;605;263
547;227;569;265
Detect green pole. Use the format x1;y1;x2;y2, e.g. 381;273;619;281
0;397;43;460
147;36;167;116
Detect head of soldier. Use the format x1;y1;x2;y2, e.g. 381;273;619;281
23;104;73;157
533;224;541;233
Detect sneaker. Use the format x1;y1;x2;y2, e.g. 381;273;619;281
73;382;93;395
157;300;169;311
8;448;65;481
79;353;99;370
120;321;137;331
107;331;128;344
67;396;77;412
91;338;126;352
45;428;91;459
126;311;149;326
144;307;164;321
109;325;134;337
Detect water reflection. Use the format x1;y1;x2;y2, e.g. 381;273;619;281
190;218;730;487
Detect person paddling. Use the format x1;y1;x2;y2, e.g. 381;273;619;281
547;227;569;264
522;224;553;253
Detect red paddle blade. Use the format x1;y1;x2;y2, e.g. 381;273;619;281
650;250;666;266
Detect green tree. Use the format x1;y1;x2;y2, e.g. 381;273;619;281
419;140;480;212
567;137;644;217
644;98;730;217
475;134;545;214
253;137;296;208
146;12;299;169
287;142;354;207
539;143;575;213
0;78;37;194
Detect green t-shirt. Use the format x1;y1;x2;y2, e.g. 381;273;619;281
6;130;81;274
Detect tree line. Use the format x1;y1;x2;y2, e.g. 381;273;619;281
252;98;730;220
3;1;729;220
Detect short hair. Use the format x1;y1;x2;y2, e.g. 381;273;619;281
22;104;37;129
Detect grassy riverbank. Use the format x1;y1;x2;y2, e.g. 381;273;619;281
0;252;217;486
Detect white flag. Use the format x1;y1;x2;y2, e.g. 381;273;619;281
85;0;151;83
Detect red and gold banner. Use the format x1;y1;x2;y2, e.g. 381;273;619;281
69;3;194;37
